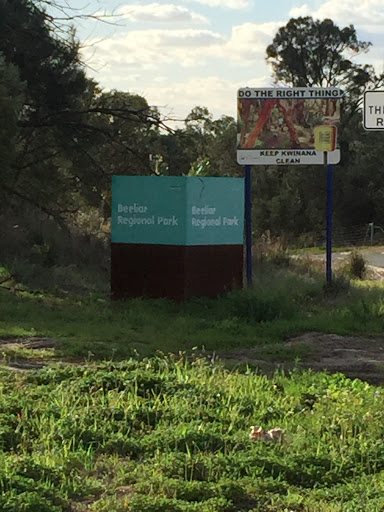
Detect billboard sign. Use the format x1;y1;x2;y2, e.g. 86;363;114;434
363;90;384;130
237;87;342;165
111;176;244;246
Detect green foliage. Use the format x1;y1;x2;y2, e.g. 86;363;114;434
0;0;88;226
0;356;384;510
255;232;291;267
348;251;367;279
0;53;24;181
266;16;378;94
187;156;211;177
323;275;351;297
260;17;384;243
335;251;367;283
2;5;384;272
1;266;384;509
3;264;384;362
152;107;240;178
0;0;161;265
217;287;295;323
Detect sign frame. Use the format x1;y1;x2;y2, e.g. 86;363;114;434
363;90;384;131
237;87;342;165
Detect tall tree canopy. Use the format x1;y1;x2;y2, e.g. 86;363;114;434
266;17;370;87
0;0;160;231
256;17;384;242
266;17;383;112
2;5;384;270
150;106;240;178
0;53;24;183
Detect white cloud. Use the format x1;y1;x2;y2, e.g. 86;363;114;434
288;0;384;73
82;29;225;71
188;0;250;9
118;3;209;24
289;4;311;17
80;21;282;120
290;0;384;28
77;0;384;123
82;21;280;75
214;22;280;63
142;75;273;122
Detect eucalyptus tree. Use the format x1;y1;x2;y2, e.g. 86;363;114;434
266;16;383;108
0;0;161;231
257;17;384;239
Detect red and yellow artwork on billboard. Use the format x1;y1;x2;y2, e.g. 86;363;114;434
237;88;341;165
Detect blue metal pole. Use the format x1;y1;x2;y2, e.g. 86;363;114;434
245;165;253;286
326;162;333;284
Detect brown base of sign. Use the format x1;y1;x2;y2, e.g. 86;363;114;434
111;243;243;301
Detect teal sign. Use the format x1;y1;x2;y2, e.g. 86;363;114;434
112;176;244;246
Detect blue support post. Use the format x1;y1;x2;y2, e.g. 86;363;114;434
326;162;333;284
245;165;253;286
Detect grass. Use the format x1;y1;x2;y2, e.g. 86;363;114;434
2;261;384;510
2;266;384;361
1;356;384;511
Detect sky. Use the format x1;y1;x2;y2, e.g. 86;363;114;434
67;0;384;122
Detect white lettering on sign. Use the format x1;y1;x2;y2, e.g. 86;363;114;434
191;205;216;215
116;203;180;229
190;215;240;229
191;217;222;228
118;203;148;213
117;215;155;226
223;217;239;226
158;216;178;226
117;203;240;231
190;205;240;229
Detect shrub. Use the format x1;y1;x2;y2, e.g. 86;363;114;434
220;288;294;323
254;231;290;267
349;251;366;279
323;274;350;297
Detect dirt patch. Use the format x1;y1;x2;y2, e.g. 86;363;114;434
0;336;59;350
2;334;384;385
223;332;384;385
294;246;384;280
365;265;384;281
0;336;60;370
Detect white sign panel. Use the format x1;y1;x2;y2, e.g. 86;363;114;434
237;88;342;165
364;91;384;130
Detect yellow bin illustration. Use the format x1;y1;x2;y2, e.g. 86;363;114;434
314;125;337;152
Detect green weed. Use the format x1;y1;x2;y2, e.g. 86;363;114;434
1;267;384;361
348;251;367;280
0;358;383;510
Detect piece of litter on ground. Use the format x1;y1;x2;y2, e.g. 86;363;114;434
249;425;285;443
